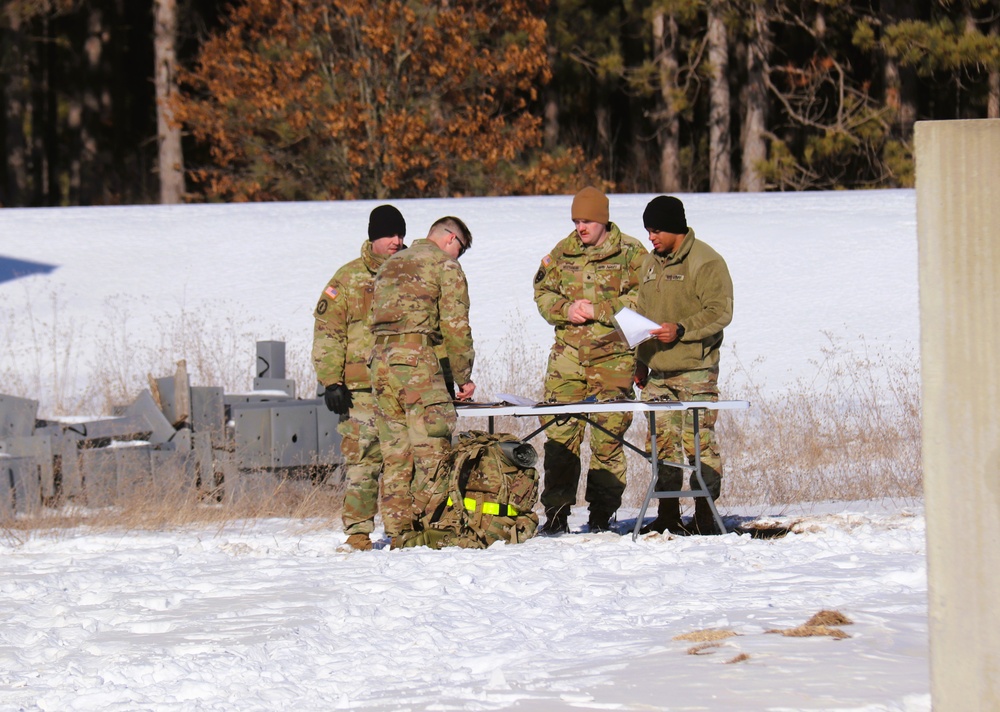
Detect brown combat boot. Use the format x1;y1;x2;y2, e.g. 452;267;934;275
346;533;373;551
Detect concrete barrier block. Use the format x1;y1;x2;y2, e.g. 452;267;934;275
80;448;117;507
0;394;38;437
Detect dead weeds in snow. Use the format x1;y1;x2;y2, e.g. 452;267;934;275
767;609;853;639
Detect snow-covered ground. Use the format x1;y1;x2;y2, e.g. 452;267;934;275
1;504;928;712
0;191;927;710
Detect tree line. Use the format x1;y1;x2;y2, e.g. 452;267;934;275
2;0;998;207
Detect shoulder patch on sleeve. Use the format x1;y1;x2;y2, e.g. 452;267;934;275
316;299;328;315
535;254;553;284
324;285;339;300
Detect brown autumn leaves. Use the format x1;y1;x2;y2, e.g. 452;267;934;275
173;0;600;202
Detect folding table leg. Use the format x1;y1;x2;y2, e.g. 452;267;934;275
632;406;726;539
632;411;659;540
689;408;726;534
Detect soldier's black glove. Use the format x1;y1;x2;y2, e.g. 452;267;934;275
323;383;352;416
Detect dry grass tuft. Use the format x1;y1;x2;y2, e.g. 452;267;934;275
687;642;723;655
766;625;851;639
766;608;853;639
0;290;312;416
717;335;921;507
3;468;345;538
726;653;751;664
805;610;853;627
674;629;738;642
764;609;854;639
2;310;922;533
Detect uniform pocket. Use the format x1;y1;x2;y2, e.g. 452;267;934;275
421;389;456;438
385;345;422;367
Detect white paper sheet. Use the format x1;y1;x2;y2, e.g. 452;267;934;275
612;307;661;348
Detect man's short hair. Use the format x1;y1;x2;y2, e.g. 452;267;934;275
429;216;473;251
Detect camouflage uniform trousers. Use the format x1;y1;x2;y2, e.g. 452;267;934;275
369;342;457;537
338;389;382;536
540;344;634;519
641;367;723;497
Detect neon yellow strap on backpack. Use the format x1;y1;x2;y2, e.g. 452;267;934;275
447;496;520;517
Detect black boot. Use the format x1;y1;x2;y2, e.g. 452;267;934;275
587;510;614;533
538;508;570;536
640;465;685;534
640;497;686;535
690;497;723;535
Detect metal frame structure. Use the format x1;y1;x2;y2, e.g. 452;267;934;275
457;399;749;540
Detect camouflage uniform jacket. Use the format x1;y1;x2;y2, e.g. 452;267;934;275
636;229;734;373
370;238;475;385
533;223;647;367
312;240;389;391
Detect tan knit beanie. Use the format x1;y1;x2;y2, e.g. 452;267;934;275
571;186;610;224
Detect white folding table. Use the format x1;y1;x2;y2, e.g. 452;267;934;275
456;399;750;540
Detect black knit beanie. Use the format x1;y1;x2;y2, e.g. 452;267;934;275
642;196;687;234
368;205;406;241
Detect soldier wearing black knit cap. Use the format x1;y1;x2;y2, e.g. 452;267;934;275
634;195;734;536
312;204;407;551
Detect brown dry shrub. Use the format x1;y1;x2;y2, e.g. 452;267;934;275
674;629;738;642
767;625;850;639
806;610;853;627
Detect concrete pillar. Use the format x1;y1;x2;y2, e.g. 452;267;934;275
916;118;1000;709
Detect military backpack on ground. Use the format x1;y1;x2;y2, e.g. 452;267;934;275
401;431;539;549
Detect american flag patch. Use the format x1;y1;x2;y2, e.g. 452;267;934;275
542;254;552;266
324;286;339;299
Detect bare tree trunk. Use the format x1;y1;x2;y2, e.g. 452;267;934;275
595;104;612;169
959;0;978;119
2;9;29;206
32;14;57;205
706;1;731;192
544;42;559;150
69;7;105;205
883;57;918;137
740;0;768;192
880;0;918;138
154;0;184;204
990;19;1000;118
544;92;559;150
652;8;680;193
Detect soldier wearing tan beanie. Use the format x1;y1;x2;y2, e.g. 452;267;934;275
570;186;610;225
532;187;647;535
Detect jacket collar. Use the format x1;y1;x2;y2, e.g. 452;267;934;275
655;228;696;264
361;239;393;274
562;222;623;258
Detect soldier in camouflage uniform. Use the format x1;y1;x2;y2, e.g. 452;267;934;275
533;187;647;534
368;216;475;546
634;196;733;535
312;205;407;551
